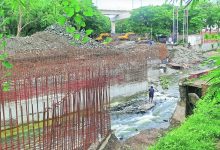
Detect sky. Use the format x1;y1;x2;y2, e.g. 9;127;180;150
92;0;166;10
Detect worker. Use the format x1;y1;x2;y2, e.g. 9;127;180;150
148;86;155;103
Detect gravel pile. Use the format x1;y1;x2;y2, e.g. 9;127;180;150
5;24;110;57
6;31;72;53
45;24;109;49
169;46;204;67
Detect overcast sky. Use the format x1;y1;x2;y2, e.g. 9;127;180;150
92;0;166;10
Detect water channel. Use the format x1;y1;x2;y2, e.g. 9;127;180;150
110;67;180;140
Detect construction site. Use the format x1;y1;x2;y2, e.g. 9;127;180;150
0;27;169;149
1;23;219;149
1;0;220;149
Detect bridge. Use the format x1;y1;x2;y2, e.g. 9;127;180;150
99;9;131;33
92;0;164;33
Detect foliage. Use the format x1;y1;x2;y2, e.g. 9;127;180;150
116;1;219;37
57;0;95;43
84;6;111;36
129;5;173;36
204;34;220;40
0;2;13;91
0;37;13;91
159;76;170;90
149;50;220;150
0;0;109;37
102;37;113;45
189;1;219;33
0;0;98;91
1;0;58;36
116;19;133;33
166;0;201;7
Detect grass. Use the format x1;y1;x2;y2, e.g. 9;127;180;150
204;34;220;40
149;91;220;150
149;52;220;150
159;75;172;90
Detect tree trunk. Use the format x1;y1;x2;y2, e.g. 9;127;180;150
17;5;23;37
218;24;220;33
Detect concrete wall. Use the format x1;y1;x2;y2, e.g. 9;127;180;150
179;78;209;117
188;35;202;46
193;42;220;52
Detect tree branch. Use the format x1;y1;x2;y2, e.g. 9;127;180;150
21;17;39;30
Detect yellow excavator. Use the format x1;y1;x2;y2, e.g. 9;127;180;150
95;33;111;41
118;32;135;40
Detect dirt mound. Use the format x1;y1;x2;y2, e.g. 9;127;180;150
168;46;203;67
6;31;74;53
5;25;110;58
45;24;109;49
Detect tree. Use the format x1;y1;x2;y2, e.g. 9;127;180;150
186;2;208;34
129;5;173;37
1;0;104;37
1;0;59;36
116;1;218;37
211;4;220;32
82;6;111;36
166;0;201;7
0;0;96;91
116;19;133;33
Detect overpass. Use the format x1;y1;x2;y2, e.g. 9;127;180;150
99;9;131;33
92;0;144;33
92;0;165;33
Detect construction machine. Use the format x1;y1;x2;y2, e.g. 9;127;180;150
118;32;135;40
95;33;111;41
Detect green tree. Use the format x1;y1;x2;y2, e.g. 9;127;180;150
211;4;220;32
129;5;173;37
84;6;111;36
187;2;208;34
116;19;133;33
1;0;103;37
1;0;59;36
0;0;95;91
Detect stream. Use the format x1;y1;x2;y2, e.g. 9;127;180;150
110;67;180;140
111;92;178;140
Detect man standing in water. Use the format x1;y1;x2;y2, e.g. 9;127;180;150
148;86;155;103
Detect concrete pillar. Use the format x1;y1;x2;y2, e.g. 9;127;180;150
111;21;116;34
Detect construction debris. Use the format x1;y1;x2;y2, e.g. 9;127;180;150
45;24;110;49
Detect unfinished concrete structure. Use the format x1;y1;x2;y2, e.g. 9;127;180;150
179;70;209;117
0;31;168;149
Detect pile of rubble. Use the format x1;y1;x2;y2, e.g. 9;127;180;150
45;24;109;49
168;46;204;68
6;24;110;56
111;98;155;114
6;31;72;53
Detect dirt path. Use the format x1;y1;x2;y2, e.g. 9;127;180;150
119;129;165;150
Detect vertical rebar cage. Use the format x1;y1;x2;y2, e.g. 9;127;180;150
0;42;165;149
0;58;111;150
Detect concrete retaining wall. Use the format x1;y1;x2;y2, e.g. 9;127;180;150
193;42;220;52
